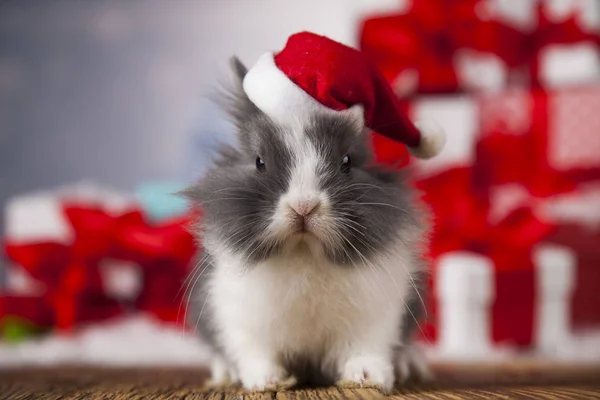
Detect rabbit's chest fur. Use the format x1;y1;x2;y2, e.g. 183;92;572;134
209;243;412;361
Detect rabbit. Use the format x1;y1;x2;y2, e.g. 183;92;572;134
182;57;432;393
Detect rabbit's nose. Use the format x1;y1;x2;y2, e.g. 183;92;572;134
290;198;320;217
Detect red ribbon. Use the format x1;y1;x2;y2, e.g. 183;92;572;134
2;204;198;330
417;167;556;264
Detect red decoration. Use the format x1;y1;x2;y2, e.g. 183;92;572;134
2;203;199;331
359;0;600;95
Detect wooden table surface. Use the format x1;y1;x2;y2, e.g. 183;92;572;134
1;362;600;399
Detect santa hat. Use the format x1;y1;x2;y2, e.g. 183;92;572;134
242;31;445;159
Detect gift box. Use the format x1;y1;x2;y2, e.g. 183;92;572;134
373;82;600;359
472;82;600;337
1;182;198;334
413;105;600;358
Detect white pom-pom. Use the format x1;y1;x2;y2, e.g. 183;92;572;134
409;120;446;159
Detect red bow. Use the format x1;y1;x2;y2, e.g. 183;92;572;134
416;167;556;265
3;204;198;330
63;204;195;268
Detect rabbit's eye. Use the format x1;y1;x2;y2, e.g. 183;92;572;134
341;155;351;174
256;157;266;172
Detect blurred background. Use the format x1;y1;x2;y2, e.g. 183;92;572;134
1;0;599;367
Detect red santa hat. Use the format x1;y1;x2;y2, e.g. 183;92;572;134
242;31;445;159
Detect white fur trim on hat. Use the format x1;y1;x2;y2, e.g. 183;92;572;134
242;52;355;128
410;120;446;159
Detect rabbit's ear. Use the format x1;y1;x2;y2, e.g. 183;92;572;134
229;56;248;89
217;56;261;129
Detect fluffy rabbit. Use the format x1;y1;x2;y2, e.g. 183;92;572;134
183;57;431;393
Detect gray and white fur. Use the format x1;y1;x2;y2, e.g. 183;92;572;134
183;57;431;392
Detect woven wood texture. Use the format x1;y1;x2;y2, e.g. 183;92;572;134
1;362;599;399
